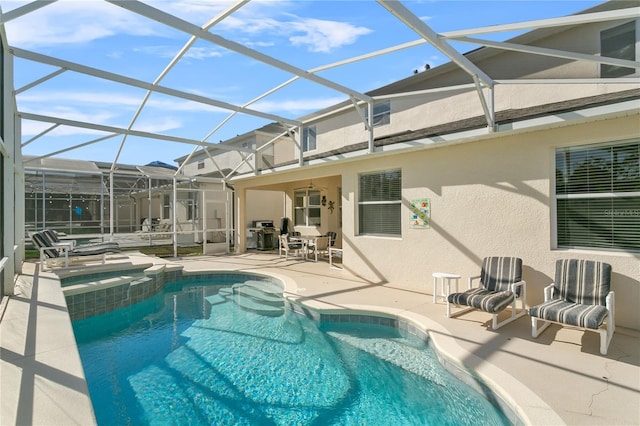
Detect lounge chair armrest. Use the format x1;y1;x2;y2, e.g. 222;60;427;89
510;280;526;292
543;283;555;302
606;291;615;310
468;275;481;289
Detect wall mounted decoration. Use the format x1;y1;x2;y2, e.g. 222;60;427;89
410;198;430;229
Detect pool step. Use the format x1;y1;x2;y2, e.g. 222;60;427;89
218;285;284;317
243;280;283;295
231;283;284;307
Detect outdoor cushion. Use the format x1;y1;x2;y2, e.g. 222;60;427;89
481;256;523;295
31;232;61;259
448;288;515;314
529;299;608;330
555;259;611;306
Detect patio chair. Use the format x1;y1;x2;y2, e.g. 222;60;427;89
31;231;120;271
447;257;527;330
288;231;301;241
306;236;331;262
326;231;337;246
278;234;302;260
529;259;614;355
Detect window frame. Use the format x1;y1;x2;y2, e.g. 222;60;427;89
600;20;638;78
553;139;640;252
357;169;402;237
294;189;321;227
364;100;391;128
302;126;317;152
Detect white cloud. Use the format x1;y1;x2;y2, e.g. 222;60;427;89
4;1;160;48
132;118;184;134
288;18;372;53
133;45;224;60
253;96;346;115
215;14;372;53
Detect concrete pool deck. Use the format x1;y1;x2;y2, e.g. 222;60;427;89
1;252;639;425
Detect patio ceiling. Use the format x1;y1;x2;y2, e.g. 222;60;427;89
2;1;639;181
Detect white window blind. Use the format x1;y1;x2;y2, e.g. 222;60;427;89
358;169;401;236
555;140;640;251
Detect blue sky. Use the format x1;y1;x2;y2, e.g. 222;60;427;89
3;0;603;166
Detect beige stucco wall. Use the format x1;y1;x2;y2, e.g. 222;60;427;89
334;114;639;330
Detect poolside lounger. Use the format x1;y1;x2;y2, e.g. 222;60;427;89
31;231;121;271
446;257;527;330
529;259;614;355
41;229;119;250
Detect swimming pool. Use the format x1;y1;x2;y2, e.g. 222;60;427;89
72;275;511;425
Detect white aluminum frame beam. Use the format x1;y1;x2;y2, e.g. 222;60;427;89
0;1;57;24
440;7;640;39
107;0;374;103
18;111;248;151
377;0;493;88
112;0;251;171
377;0;495;129
454;37;640;70
11;47;301;126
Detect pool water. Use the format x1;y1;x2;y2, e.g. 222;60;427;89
73;278;510;426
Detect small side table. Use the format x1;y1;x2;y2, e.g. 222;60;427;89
432;272;461;303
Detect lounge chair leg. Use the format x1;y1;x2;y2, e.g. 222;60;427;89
492;306;526;330
531;316;551;338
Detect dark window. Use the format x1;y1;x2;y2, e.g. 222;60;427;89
303;126;316;152
601;21;636;78
364;101;391;127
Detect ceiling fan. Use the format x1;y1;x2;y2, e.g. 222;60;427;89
293;180;327;191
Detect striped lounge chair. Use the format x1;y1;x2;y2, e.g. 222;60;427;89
31;231;120;271
447;257;527;330
529;259;614;355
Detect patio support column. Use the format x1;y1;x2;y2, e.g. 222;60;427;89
2;48;20;294
172;177;177;258
147;177;152;245
100;176;105;239
13;114;25;274
297;125;303;167
41;172;45;229
367;102;374;153
109;171;114;240
236;187;246;253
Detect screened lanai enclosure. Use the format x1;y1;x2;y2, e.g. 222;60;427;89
24;157;233;255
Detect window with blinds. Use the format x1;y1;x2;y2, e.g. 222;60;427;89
358;169;401;236
555;140;640;251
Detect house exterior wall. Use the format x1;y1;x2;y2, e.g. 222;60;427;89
334;114;639;330
184;12;640;330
